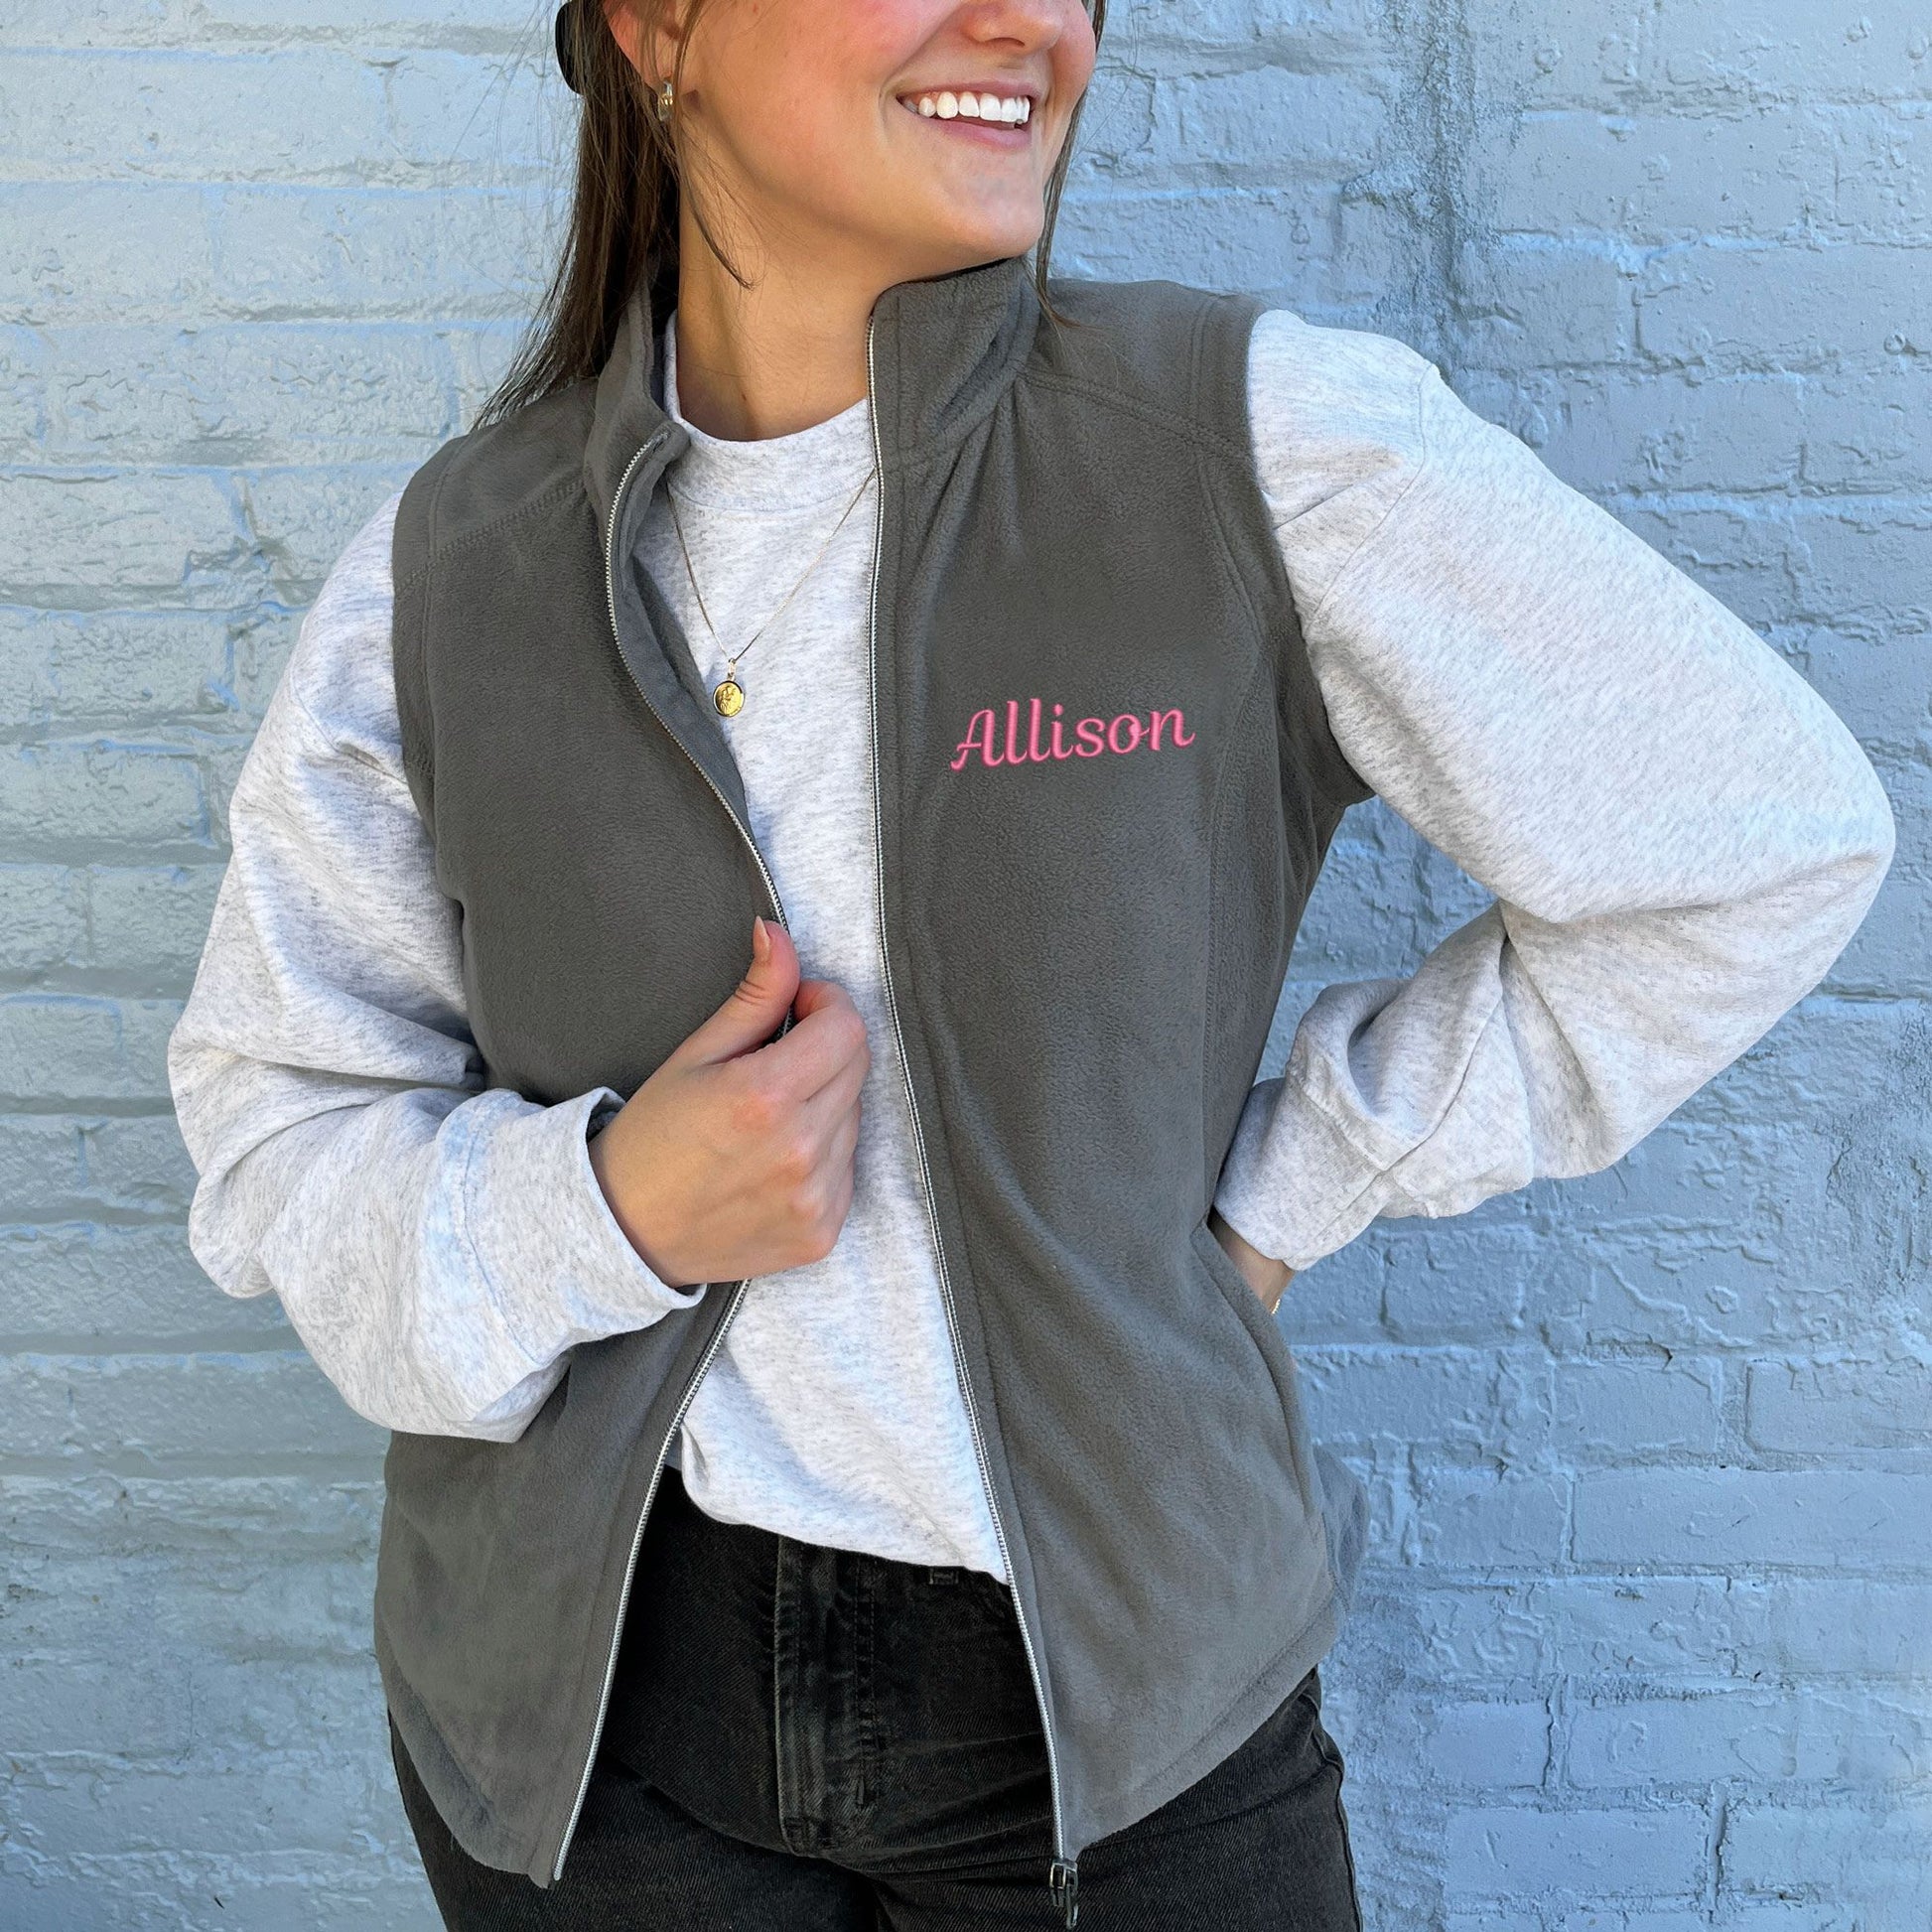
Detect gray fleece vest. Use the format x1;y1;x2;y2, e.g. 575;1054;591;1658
383;254;1372;1903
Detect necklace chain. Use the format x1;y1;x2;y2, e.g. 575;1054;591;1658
666;467;877;717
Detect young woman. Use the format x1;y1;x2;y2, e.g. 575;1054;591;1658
167;1;1894;1925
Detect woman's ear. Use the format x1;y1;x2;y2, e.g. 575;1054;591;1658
602;0;684;91
601;0;647;78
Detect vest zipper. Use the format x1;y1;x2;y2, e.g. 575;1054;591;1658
552;427;788;1882
601;431;791;926
862;319;1077;1929
550;1283;747;1881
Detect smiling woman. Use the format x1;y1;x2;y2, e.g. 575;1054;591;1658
520;0;1101;439
164;1;1894;1928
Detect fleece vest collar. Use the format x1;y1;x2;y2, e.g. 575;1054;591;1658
583;253;1039;538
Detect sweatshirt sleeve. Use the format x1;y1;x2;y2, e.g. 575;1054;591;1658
1212;308;1896;1272
165;492;704;1442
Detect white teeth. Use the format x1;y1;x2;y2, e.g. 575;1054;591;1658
908;90;1033;125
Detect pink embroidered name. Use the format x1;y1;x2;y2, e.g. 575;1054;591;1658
950;699;1195;770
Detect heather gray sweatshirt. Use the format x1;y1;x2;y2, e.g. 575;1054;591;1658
166;305;1895;1581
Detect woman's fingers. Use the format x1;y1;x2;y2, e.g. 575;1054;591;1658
669;916;802;1067
745;976;872;1104
593;954;871;1285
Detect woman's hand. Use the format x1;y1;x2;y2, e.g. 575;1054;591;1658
588;918;872;1289
1209;1207;1294;1316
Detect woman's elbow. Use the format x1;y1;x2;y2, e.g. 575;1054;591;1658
1809;760;1896;948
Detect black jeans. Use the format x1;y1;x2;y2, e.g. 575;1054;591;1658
392;1462;1362;1930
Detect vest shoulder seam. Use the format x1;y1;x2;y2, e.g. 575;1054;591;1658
394;471;588;593
392;435;459;598
1014;367;1255;470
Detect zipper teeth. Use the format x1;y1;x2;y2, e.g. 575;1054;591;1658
552;1276;749;1879
602;435;790;928
555;429;790;1881
861;321;1069;1868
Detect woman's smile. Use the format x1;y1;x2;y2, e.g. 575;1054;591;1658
897;85;1036;133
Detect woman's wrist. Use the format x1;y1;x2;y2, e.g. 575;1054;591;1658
1208;1207;1295;1315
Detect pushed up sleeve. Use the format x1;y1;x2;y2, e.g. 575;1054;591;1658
166;493;703;1441
1213;309;1895;1271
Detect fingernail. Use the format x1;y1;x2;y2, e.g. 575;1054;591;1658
752;914;770;964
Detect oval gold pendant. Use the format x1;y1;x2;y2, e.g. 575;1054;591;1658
712;676;745;718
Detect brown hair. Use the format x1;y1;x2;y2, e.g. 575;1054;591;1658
479;0;1104;426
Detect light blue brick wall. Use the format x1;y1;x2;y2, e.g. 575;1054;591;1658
2;3;1924;1925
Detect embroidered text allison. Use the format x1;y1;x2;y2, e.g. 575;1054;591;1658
951;698;1195;770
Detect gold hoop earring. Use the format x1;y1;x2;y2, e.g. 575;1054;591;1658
655;76;675;124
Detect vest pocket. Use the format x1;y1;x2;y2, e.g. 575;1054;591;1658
1187;1215;1323;1533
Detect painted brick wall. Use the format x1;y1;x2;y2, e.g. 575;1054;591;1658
2;2;1924;1925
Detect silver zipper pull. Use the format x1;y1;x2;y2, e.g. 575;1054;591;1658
1048;1857;1079;1927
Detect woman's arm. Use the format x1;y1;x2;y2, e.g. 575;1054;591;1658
166;495;704;1442
1214;310;1896;1272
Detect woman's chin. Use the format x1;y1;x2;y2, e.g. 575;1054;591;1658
887;210;1047;282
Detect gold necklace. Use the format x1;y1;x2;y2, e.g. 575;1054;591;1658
666;468;877;717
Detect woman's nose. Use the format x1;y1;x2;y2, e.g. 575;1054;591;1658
954;0;1073;56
